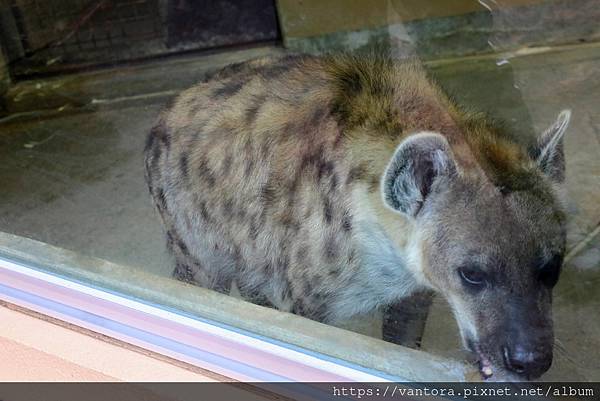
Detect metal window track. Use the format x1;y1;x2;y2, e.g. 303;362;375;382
0;255;397;385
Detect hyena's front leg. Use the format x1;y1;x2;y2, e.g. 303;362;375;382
382;290;434;349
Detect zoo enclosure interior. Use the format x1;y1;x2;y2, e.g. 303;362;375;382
0;0;599;381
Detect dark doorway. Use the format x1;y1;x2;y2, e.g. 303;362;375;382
166;0;279;49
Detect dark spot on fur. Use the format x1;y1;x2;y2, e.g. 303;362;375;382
310;275;323;292
157;188;168;213
370;79;385;96
177;239;190;256
198;201;211;222
212;273;233;294
309;107;327;128
152;142;161;164
205;61;249;82
348;248;357;264
144;129;156;154
248;218;259;241
259;63;292;80
173;261;195;283
244;158;255;178
146;119;170;155
280;277;293;301
145;138;162;183
303;282;313;298
294;297;327;322
296;245;309;262
180;154;189;180
323;236;339;262
245;94;267;125
282;121;297;138
166;230;175;251
304;206;313;219
279;210;300;231
183;215;193;230
299;145;328;179
332;129;344;148
232;245;242;264
222;153;233;177
260;183;277;206
236;206;246;221
222;198;234;219
323;198;333;223
263;262;274;276
341;210;353;231
368;174;380;192
317;160;335;181
329;173;338;192
346;164;368;184
260;140;271;159
257;209;267;230
277;254;290;272
340;71;362;95
187;104;201;118
213;79;245;97
159;130;170;152
198;157;216;186
292;300;307;316
286;190;297;209
311;302;328;322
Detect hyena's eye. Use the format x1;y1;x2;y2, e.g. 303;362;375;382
538;254;563;288
458;265;488;290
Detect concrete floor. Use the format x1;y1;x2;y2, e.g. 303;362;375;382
0;43;598;380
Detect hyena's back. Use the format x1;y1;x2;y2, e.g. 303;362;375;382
144;55;375;321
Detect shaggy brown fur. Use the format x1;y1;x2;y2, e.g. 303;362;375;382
145;52;570;380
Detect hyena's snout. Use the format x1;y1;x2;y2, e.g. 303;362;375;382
501;333;553;378
468;295;556;380
498;303;554;379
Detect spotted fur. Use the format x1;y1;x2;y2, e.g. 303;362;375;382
145;53;570;379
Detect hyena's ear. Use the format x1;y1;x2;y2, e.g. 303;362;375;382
382;132;456;217
530;109;571;183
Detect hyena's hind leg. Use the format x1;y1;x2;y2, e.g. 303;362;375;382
166;229;233;294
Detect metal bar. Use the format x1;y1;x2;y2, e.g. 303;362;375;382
8;0;31;53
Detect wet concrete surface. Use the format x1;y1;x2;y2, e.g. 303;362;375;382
0;46;280;276
0;43;598;380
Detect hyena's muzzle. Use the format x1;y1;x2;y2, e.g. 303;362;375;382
458;286;555;380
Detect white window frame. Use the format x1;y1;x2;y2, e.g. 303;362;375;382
0;232;469;386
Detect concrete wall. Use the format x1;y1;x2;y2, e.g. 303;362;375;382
277;0;600;58
277;0;544;39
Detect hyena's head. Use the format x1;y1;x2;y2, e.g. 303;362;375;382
381;110;571;380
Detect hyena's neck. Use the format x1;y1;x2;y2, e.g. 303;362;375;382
347;185;427;304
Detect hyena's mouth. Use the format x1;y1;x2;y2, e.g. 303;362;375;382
467;339;494;379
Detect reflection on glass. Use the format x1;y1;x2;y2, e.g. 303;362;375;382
0;0;598;382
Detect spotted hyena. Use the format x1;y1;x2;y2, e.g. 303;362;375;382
144;53;570;380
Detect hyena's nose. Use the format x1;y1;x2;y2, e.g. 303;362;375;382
502;344;552;378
